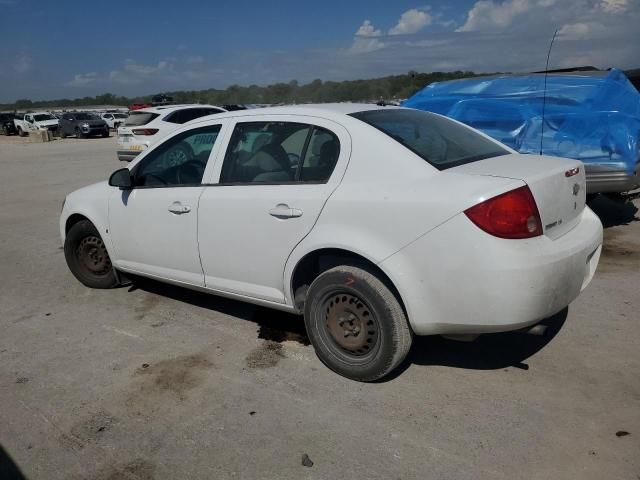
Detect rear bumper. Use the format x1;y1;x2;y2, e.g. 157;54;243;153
585;164;640;194
381;208;603;335
117;150;141;162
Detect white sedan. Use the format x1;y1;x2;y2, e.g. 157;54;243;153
116;104;226;161
60;104;603;381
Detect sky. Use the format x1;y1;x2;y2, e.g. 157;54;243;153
0;0;638;102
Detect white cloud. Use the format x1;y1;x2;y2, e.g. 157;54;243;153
404;39;451;48
349;37;386;54
599;0;629;12
355;20;382;37
109;59;174;84
389;9;432;35
64;72;98;87
558;21;607;40
456;0;532;32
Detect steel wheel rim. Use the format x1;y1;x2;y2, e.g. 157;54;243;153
322;292;379;357
75;235;111;276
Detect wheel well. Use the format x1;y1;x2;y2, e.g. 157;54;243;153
65;214;89;234
290;248;407;316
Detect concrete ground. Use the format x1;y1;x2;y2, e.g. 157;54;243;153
0;134;638;480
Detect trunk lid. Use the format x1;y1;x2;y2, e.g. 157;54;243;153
452;153;586;239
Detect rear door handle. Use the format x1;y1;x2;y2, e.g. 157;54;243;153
269;204;303;219
168;202;191;214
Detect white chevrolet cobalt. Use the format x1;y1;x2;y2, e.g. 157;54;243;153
60;104;603;381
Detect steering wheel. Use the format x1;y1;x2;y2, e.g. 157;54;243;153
177;159;205;184
166;143;194;167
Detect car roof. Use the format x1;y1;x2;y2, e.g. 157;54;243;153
132;104;225;114
190;103;392;124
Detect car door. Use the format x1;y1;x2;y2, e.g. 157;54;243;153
25;114;36;132
198;115;350;303
61;114;72;134
108;122;226;285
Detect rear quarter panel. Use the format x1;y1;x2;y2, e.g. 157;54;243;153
283;119;523;305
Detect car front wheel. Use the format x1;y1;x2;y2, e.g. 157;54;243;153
304;265;412;382
64;220;118;289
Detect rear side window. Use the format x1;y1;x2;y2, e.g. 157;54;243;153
125;112;160;126
219;122;340;184
350;109;508;170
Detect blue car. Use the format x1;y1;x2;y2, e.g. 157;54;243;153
403;69;640;194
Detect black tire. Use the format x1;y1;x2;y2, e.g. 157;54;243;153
304;265;412;382
59;128;66;138
64;220;118;289
17;127;26;137
1;126;7;136
102;129;109;138
75;128;85;139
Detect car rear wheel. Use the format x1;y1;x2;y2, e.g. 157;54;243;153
304;265;412;382
64;220;118;289
75;128;85;139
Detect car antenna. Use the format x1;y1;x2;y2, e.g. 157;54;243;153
540;28;558;155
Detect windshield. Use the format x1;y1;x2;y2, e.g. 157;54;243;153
33;114;55;121
74;113;98;120
350;109;509;170
113;113;128;118
125;112;159;126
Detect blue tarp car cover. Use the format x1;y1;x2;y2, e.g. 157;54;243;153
402;69;640;176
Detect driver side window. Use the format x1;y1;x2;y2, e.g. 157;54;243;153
133;125;221;187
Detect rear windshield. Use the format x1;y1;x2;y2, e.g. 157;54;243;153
125;112;159;126
350;109;509;170
113;113;128;118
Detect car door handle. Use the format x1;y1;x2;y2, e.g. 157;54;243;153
168;202;191;214
269;204;303;219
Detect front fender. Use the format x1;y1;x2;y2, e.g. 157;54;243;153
59;182;114;258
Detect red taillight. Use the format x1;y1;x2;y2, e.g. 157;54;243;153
132;128;159;135
464;186;542;239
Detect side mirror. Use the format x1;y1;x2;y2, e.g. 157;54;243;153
109;168;133;189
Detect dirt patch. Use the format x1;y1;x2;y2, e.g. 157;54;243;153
60;410;118;451
135;295;160;320
599;228;640;273
75;458;155;480
245;340;285;368
127;353;213;408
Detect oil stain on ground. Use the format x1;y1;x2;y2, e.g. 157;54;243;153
74;458;155;480
245;340;286;368
126;353;213;415
59;410;118;451
252;307;310;346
